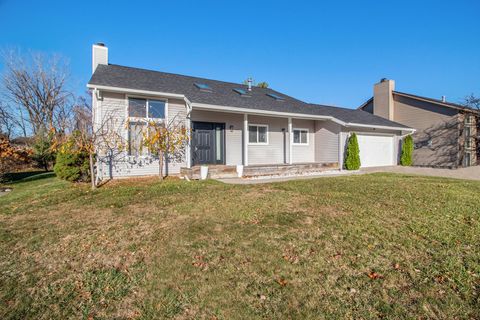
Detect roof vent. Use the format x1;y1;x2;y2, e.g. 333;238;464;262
247;78;253;91
441;95;446;102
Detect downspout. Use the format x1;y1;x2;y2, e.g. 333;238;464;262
92;87;103;182
184;97;193;169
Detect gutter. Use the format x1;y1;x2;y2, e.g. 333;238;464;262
87;84;415;132
345;122;416;133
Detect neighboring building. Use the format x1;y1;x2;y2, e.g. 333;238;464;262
359;79;478;168
87;44;413;179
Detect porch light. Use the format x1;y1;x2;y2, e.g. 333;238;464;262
229;125;234;131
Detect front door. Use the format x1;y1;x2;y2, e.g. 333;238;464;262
192;122;225;165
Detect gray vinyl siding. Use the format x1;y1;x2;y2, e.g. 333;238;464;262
314;120;340;163
96;92;187;179
190;110;243;165
248;115;288;165
292;119;315;163
393;95;461;167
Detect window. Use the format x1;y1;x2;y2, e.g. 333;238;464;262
248;125;268;144
465;115;474;125
266;93;285;101
464;152;472;166
293;128;309;144
129;98;147;118
233;88;250;96
464;126;471;138
465;138;473;149
194;83;212;92
128;97;166;156
148;100;166;118
128;98;166;119
128;122;146;156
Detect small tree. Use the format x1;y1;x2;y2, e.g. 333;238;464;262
31;128;56;171
141;117;189;180
400;135;414;166
344;133;361;170
53;131;90;182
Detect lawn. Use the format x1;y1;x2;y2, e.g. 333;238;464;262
0;173;479;319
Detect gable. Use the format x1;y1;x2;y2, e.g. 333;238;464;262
393;94;458;131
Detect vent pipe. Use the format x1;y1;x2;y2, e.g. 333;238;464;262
441;95;446;102
247;78;253;91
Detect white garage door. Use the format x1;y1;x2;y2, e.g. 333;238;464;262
357;134;395;167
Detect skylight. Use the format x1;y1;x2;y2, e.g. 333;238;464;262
194;83;212;91
267;93;285;101
233;88;250;96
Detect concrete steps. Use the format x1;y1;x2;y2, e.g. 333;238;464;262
181;165;238;179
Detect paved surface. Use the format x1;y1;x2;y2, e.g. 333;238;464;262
362;165;480;181
217;166;480;184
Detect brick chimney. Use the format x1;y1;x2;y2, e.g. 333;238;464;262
373;78;395;121
92;43;108;74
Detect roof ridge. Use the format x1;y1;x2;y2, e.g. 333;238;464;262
393;91;470;110
107;63;278;92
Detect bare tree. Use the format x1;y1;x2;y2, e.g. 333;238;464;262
0;102;16;139
1;49;74;136
463;94;480;110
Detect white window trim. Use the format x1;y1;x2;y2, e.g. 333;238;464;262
248;124;269;145
125;95;169;157
292;128;309;145
126;95;169;122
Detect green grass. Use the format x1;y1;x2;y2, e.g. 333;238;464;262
0;173;479;319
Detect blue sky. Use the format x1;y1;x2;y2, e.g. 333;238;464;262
0;0;479;108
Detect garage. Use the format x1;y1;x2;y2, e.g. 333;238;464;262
356;134;395;167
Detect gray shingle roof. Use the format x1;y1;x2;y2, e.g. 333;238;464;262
307;104;410;128
89;64;410;129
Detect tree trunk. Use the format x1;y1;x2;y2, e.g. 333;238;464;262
89;152;96;190
159;150;164;180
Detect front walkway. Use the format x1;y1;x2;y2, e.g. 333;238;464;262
217;166;480;184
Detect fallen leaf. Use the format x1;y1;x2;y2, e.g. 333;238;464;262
367;271;383;280
277;278;288;286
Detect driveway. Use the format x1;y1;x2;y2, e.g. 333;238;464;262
217;166;480;184
362;165;480;181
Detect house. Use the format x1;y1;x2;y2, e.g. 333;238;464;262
87;44;414;179
359;79;478;168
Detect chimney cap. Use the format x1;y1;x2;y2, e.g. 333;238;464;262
380;78;388;82
95;42;105;47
